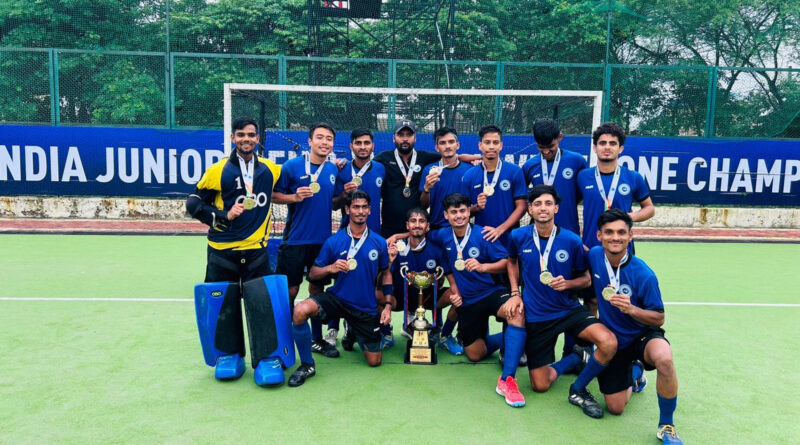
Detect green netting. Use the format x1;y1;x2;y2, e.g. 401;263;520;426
0;50;50;124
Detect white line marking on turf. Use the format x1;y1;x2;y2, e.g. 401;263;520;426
1;297;798;308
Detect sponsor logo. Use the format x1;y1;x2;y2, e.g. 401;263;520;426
522;249;533;253
533;174;541;178
584;185;594;189
235;192;270;208
555;249;569;262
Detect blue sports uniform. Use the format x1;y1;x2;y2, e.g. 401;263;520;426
428;225;508;307
508;226;587;323
522;149;587;235
587;246;664;349
461;162;527;248
274;155;338;245
314;229;389;315
335;160;386;233
420;160;473;228
577;166;650;249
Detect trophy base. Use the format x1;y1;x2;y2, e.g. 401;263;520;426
404;329;437;365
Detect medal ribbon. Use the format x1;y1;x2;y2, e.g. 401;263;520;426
603;251;629;290
401;238;426;256
451;224;472;262
541;149;561;186
238;153;255;197
482;160;503;190
394;149;418;189
532;225;557;273
304;152;326;185
351;160;371;183
346;226;369;259
594;166;622;211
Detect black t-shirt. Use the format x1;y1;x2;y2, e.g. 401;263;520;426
374;149;441;237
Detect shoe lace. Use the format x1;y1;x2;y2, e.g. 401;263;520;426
271;359;282;369
579;388;596;402
505;377;520;393
659;425;677;438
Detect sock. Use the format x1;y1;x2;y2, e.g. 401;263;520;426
658;394;677;426
551;353;581;377
380;323;392;336
501;325;526;379
632;361;644;382
571;354;607;391
562;333;576;355
311;318;322;341
292;322;314;365
328;318;340;331
435;308;443;327
441;318;456;337
485;332;504;356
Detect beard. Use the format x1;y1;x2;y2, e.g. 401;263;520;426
395;142;414;154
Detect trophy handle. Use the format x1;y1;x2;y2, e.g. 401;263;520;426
434;266;444;280
400;265;409;278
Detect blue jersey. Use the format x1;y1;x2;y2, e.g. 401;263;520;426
429;225;508;307
462;162;527;247
420;160;472;228
335;160;385;233
577;166;650;249
587;246;664;349
522;149;587;234
315;228;389;314
508;225;587;322
274;155;338;245
390;240;447;297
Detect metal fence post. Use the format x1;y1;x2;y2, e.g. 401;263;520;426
705;66;718;138
602;64;612;122
52;50;60;126
494;61;505;127
388;59;397;130
47;49;57;126
278;55;287;130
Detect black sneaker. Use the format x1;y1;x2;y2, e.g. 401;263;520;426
568;385;604;418
341;327;355;351
311;339;340;358
288;363;316;387
572;345;592;373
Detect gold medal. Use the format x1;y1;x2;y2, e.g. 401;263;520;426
430;166;440;175
243;197;256;210
539;271;553;285
602;285;616;301
352;176;362;186
310;182;321;194
395;240;407;253
483;185;495;196
454;259;466;271
347;258;358;271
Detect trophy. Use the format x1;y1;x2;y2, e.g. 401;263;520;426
400;265;444;365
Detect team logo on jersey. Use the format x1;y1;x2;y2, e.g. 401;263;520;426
468;247;480;258
426;259;437;269
376;177;383;187
619;183;631;196
329;174;336;185
414;165;422;172
235;192;270;208
555;249;569;263
368;249;379;260
500;179;511;191
562;168;574;179
618;284;633;296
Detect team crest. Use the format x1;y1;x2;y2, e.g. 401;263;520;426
426;259;437;269
499;179;511;191
619;183;631;196
468;247;480;258
555;249;569;263
376;177;383;187
562;168;574;179
329;174;336;185
368;249;379;260
413;165;422;172
619;284;633;296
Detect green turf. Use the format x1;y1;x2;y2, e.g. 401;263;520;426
1;235;799;443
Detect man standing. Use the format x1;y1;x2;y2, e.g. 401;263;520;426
507;185;617;417
288;191;392;387
272;123;340;358
589;209;682;444
419;127;472;231
333;128;385;234
186;116;285;386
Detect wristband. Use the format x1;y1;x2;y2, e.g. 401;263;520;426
381;284;394;296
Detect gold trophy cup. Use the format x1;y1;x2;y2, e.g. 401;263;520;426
400;265;444;364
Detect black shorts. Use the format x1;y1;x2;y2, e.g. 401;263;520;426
392;282;449;312
205;245;272;283
310;292;382;353
457;289;511;347
275;243;328;288
597;326;669;395
524;306;600;369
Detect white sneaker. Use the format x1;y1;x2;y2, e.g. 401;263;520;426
324;328;338;347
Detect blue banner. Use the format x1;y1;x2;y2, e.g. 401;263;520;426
1;125;798;206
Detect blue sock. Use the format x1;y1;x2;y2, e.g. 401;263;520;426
658;394;677;426
441;318;456;337
632;361;644;382
380;323;392;336
562;333;576;355
292;322;314;365
485;332;504;356
328;318;340;330
571;354;607;391
501;325;526;379
311;318;322;341
551;353;581;377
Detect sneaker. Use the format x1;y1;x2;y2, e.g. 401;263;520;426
438;335;464;356
573;345;593;374
568;385;604;418
496;376;526;407
518;352;528;367
381;333;395;349
632;360;647;393
341;328;355;351
324;328;339;347
254;358;284;387
214;354;245;381
657;424;683;445
311;339;340;358
287;363;316;387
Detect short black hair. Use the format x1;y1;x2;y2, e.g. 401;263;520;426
478;124;503;140
350;128;373;141
592;122;626;146
406;207;429;222
309;122;336;140
442;193;471;211
597;208;633;230
528;184;561;205
345;189;371;207
232;116;258;132
433;127;458;143
532;119;560;146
